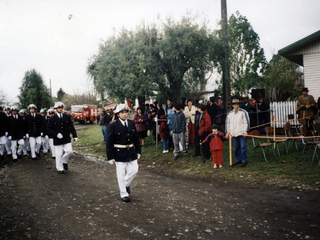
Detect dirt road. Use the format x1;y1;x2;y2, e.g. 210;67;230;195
0;148;319;240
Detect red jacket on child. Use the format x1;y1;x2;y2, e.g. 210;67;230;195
202;131;225;151
199;112;211;136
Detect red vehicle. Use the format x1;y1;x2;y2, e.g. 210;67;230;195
70;104;98;124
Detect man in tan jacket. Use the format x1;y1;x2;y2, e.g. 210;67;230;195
297;88;317;129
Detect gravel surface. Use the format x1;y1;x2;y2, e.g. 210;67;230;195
0;148;319;240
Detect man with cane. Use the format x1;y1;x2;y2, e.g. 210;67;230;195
225;99;250;167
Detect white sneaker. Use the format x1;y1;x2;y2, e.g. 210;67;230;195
219;165;223;168
162;150;169;153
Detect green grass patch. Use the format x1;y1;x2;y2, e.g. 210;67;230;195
75;125;320;190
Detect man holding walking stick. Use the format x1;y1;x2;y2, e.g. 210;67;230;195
225;99;250;167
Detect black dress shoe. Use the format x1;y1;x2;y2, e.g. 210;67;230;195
17;153;22;159
63;163;68;170
121;197;130;202
32;157;37;160
36;152;41;158
174;155;179;160
126;187;131;194
231;162;241;167
52;157;55;159
58;171;64;174
0;155;4;160
240;162;248;167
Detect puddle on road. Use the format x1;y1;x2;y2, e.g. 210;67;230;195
73;151;108;164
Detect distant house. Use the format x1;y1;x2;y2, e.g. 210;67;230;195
278;30;320;99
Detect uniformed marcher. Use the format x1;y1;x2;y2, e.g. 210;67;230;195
0;106;9;160
40;108;50;154
47;102;77;174
47;109;56;159
25;104;44;160
19;109;28;156
3;106;12;157
8;106;26;161
106;104;141;202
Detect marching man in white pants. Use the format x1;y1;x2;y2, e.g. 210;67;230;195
47;102;77;174
8;106;26;161
106;104;141;202
25;104;44;160
47;109;56;159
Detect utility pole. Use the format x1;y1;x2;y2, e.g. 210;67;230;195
221;0;231;112
49;79;52;97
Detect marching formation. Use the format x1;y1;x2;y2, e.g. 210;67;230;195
0;102;77;174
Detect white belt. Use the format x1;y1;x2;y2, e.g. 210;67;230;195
114;144;134;148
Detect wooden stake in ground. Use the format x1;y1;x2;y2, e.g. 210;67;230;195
273;115;276;149
229;130;232;167
156;117;158;155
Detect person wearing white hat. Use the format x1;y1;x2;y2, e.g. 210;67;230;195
8;106;26;161
40;108;50;155
47;109;56;159
106;103;141;202
47;102;77;174
0;106;9;160
25;104;44;160
3;106;12;157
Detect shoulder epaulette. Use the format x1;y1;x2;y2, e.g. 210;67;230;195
110;120;117;124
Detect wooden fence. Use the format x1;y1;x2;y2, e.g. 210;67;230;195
269;101;300;128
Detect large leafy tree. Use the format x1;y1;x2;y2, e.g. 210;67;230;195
18;69;53;109
88;15;219;104
153;16;219;101
262;54;303;101
216;11;267;96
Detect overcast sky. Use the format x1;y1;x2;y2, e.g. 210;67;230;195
1;0;319;104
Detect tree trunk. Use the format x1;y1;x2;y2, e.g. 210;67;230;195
138;96;146;114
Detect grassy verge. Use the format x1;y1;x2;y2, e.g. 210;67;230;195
75;124;320;191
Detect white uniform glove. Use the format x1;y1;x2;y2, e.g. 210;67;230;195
57;133;63;139
8;136;12;140
45;135;49;140
25;134;29;139
73;138;78;142
41;132;43;136
108;159;115;165
137;154;141;159
5;132;8;137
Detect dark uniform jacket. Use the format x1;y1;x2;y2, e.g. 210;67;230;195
25;114;44;137
0;112;9;137
8;114;25;140
106;119;141;162
47;113;77;146
42;115;49;136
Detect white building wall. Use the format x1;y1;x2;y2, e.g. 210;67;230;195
304;52;320;100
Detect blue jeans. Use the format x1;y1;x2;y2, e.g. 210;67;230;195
232;136;248;163
162;138;168;151
101;125;107;141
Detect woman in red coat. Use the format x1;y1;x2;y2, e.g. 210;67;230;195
133;107;148;146
159;115;169;153
202;124;226;169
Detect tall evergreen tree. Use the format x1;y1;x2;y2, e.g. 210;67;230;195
216;11;267;96
18;69;53;109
